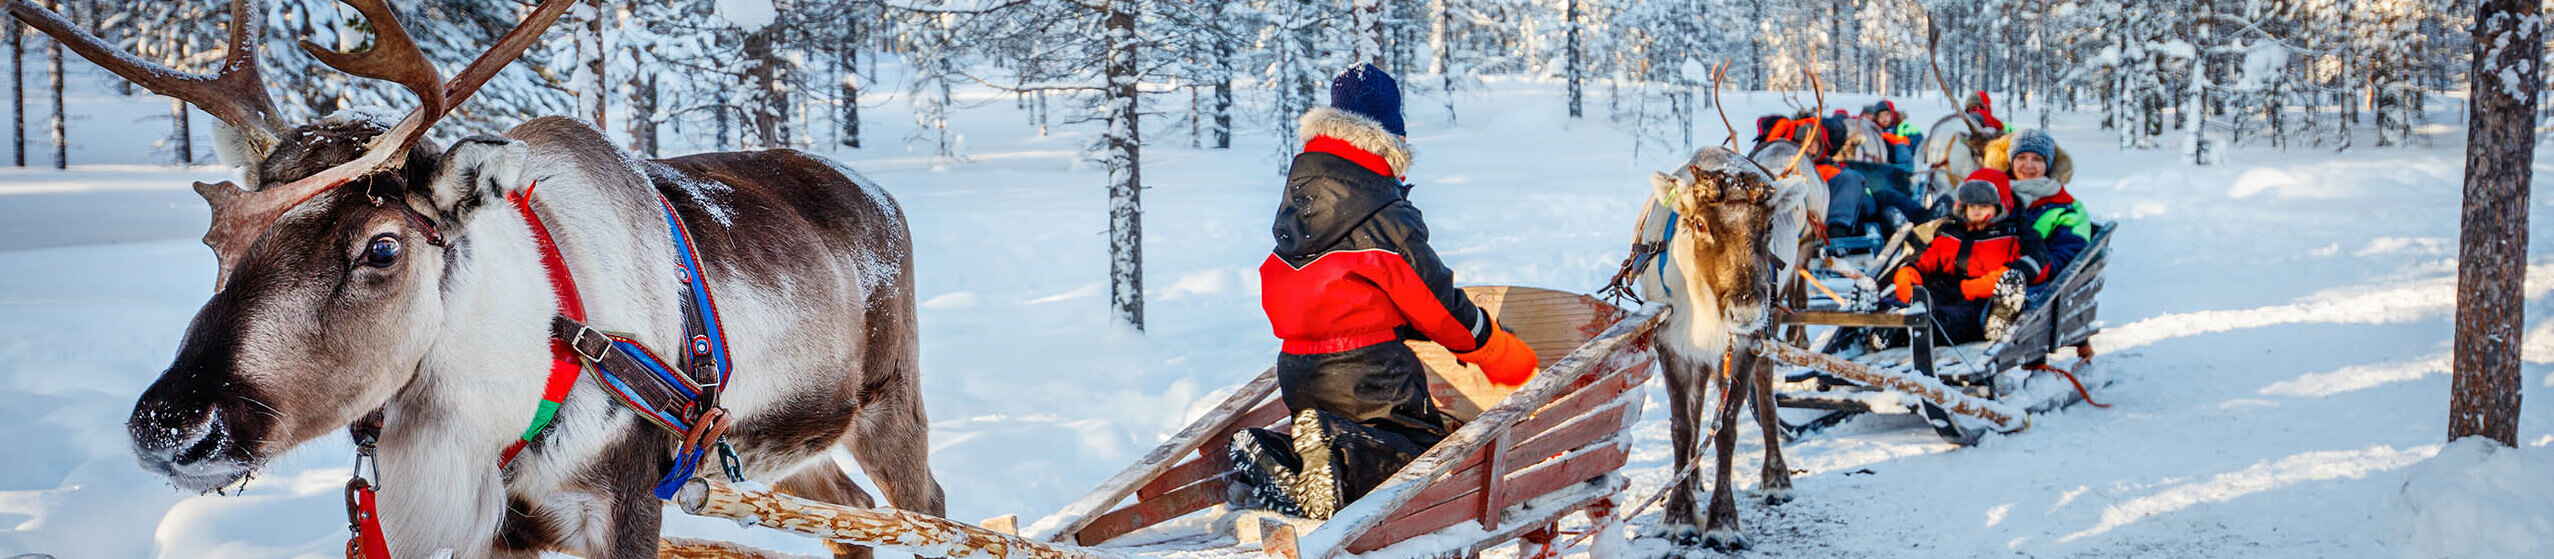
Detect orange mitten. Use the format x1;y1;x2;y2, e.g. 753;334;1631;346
1893;267;1921;303
1457;328;1540;387
1959;271;2003;301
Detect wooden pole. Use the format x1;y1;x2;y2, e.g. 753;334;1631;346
677;479;1123;559
1757;341;2027;432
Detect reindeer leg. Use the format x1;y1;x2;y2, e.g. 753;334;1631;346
844;297;949;520
1700;351;1751;551
777;460;883;559
844;367;949;519
1638;349;1707;551
1746;351;1795;505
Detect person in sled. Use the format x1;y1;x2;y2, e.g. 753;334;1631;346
1859;100;1920;168
1891;180;2050;344
1998;129;2093;276
1773;115;1930;239
1962;91;2016;134
1233;63;1539;520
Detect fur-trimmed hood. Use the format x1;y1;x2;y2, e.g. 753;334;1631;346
1298;106;1413;176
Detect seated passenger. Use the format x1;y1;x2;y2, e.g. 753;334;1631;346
1236;63;1538;520
1859;100;1919;167
2002;129;2093;276
1789;117;1929;238
1893;181;2049;344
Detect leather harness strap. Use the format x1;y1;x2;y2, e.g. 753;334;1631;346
343;182;745;557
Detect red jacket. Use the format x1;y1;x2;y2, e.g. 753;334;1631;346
1261;137;1492;355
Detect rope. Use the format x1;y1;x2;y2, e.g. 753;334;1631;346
1800;268;1848;307
2025;344;2108;408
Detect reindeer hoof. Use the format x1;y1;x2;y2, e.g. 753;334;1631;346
1638;524;1705;547
1760;488;1795;506
1700;528;1750;551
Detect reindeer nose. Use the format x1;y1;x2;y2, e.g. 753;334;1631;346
130;402;228;475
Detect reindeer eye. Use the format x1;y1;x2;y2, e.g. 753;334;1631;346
360;235;403;268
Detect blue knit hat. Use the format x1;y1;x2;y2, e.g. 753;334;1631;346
2011;128;2057;163
1329;63;1405;137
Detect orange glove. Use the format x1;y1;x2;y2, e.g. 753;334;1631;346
1893;267;1921;303
1456;328;1539;387
1959;269;2006;301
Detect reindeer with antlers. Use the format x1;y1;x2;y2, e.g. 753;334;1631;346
18;1;941;557
1603;62;1829;553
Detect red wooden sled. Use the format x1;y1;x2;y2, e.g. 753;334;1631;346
1024;286;1665;559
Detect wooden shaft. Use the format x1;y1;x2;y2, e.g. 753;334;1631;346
677;479;1122;559
1757;342;2025;431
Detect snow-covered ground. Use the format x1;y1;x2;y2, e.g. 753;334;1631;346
2;61;2550;558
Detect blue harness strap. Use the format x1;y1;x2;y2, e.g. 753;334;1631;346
550;192;740;499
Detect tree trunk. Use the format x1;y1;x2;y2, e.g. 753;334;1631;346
1353;0;1383;68
1429;0;1453;124
1212;27;1232;149
839;47;861;149
579;0;609;131
1103;0;1144;331
10;22;21;167
1564;0;1581;118
47;17;62;171
743;27;790;148
172;99;191;165
629;73;658;157
2449;0;2539;447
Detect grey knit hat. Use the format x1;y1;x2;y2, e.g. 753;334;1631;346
2011;128;2057;163
1956;180;2005;215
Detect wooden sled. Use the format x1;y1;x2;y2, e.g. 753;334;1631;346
1771;223;2116;445
1024;286;1665;559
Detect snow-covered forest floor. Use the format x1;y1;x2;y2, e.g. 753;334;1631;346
2;63;2550;558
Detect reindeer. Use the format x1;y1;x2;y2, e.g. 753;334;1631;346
1617;146;1822;552
17;1;940;557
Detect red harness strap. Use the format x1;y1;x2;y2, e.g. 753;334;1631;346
500;182;587;466
347;183;590;559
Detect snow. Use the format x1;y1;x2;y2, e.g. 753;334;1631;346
2392;437;2554;558
3;60;2552;559
714;0;779;31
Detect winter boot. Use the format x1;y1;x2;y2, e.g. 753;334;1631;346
1981;269;2029;341
1225;428;1307;517
1286;409;1344;519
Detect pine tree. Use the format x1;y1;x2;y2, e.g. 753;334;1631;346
2449;0;2539;447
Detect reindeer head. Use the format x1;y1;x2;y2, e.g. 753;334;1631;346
1649;148;1781;336
9;0;575;492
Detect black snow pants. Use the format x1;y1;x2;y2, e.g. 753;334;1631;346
1242;341;1454;506
1922;285;1992;344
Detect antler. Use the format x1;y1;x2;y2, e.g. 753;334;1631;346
191;0;577;282
1782;59;1827;178
1711;61;1737;149
4;0;282;155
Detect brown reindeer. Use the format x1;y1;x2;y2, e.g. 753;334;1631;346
18;1;939;557
1626;147;1818;552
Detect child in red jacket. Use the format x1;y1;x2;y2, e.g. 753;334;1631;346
1231;64;1538;520
1893;180;2049;343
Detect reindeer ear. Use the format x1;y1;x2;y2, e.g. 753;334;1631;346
1651;171;1692;214
423;136;528;223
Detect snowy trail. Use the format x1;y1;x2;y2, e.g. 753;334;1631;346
2;76;2550;558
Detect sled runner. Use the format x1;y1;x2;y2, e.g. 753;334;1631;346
1770;223;2116;445
1024;286;1664;559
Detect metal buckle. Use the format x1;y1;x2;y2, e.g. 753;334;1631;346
569;326;610;362
350;445;380;489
